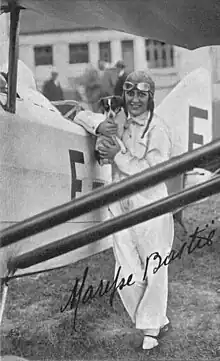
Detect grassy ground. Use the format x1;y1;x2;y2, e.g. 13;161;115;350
1;195;220;361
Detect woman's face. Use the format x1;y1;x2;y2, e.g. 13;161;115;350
125;88;149;117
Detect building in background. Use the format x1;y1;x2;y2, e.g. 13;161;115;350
1;9;219;142
18;10;179;105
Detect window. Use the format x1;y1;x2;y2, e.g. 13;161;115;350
69;43;89;64
34;46;53;66
99;42;111;63
145;39;174;68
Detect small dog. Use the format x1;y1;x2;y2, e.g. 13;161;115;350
95;96;126;165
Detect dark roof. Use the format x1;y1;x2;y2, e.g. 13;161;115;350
20;9;102;35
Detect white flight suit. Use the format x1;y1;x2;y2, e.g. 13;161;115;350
74;110;174;333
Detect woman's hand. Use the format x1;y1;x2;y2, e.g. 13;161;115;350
98;137;121;160
96;118;118;136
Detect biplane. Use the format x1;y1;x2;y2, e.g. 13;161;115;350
0;0;220;325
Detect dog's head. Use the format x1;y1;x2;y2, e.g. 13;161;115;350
98;96;124;120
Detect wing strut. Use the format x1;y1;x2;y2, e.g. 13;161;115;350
5;3;22;113
1;138;220;248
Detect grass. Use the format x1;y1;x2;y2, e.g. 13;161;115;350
1;195;220;361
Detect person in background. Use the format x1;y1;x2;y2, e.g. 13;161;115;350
114;60;128;97
98;60;106;76
83;65;102;112
42;70;64;101
99;61;118;98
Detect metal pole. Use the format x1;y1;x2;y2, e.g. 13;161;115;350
5;4;20;113
7;176;220;272
0;281;8;324
1;138;220;248
0;268;14;323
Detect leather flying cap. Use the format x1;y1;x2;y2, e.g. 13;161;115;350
125;70;155;96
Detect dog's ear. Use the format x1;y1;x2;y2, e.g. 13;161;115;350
113;95;123;105
118;96;124;107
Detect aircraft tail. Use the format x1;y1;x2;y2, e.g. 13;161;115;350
155;67;212;159
155;67;213;200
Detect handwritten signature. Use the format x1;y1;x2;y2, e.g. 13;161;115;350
60;221;216;330
142;220;216;280
60;265;135;331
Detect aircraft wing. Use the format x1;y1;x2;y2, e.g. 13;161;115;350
0;91;112;278
1;0;220;49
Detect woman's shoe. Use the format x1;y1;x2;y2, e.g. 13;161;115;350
142;335;159;350
158;322;172;339
142;323;172;350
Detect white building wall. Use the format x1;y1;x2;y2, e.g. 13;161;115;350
133;37;147;71
111;39;122;64
0;13;10;68
89;41;99;68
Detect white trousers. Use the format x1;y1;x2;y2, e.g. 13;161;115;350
109;191;174;331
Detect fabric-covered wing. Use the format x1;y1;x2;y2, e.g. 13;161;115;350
1;0;220;49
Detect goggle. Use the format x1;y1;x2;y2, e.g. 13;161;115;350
123;81;151;93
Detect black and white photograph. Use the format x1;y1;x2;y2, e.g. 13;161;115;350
0;1;220;360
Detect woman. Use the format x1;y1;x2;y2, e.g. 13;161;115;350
97;70;174;351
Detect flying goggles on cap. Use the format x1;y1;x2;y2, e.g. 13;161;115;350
123;81;153;95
